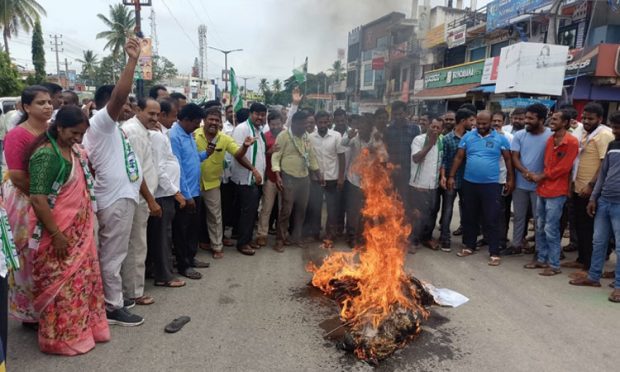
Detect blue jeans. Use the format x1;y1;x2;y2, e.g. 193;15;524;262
535;196;567;269
588;198;620;288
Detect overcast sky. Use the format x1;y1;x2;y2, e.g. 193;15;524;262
8;0;482;90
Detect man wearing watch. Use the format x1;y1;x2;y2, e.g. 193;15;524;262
563;102;614;273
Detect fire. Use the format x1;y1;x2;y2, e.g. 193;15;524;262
307;145;429;361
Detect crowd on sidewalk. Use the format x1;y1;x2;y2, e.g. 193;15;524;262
0;38;618;359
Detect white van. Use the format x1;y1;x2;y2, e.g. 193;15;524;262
0;96;19;114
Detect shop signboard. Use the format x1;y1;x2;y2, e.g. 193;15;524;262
446;24;467;49
372;51;386;70
486;0;553;32
566;47;597;76
495;42;568;96
499;98;556;111
481;56;501;85
423;24;446;49
423;61;485;89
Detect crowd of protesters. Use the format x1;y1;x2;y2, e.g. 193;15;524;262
0;38;618;359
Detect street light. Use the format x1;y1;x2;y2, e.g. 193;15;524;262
239;76;254;99
209;46;243;92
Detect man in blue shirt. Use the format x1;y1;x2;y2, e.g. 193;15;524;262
507;103;552;255
448;111;514;266
169;103;209;280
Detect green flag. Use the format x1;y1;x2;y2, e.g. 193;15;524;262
293;57;308;85
230;67;243;112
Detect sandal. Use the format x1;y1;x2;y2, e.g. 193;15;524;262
524;261;549;269
609;290;620;303
180;269;202;280
602;271;615;279
456;248;474;257
212;251;224;259
133;295;155;305
154;279;186;288
165;316;191;333
568;277;600;287
488;256;501;266
539;268;562;276
423;239;440;251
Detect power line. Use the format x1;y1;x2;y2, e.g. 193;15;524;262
194;0;226;46
160;0;199;49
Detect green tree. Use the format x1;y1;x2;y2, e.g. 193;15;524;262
328;60;345;82
0;51;23;95
31;19;45;83
0;0;46;55
93;54;123;87
258;78;270;94
96;4;135;60
272;79;282;92
143;55;178;93
77;50;98;85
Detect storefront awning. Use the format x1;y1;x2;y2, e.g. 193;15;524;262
413;83;480;101
469;84;496;94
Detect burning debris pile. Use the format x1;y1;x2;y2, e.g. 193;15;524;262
307;147;432;364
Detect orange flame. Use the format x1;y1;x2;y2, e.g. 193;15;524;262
307;145;429;334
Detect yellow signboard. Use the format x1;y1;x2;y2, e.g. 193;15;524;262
423;24;446;49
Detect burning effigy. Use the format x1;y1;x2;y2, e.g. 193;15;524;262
307;143;450;364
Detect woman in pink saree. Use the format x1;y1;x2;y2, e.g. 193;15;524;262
28;106;109;355
3;86;52;325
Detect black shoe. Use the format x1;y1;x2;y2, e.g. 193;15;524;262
452;227;463;236
106;307;144;327
499;246;523;256
123;298;136;309
440;241;451;253
563;243;578;252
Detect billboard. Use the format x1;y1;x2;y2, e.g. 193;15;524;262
486;0;553;32
481;57;500;85
423;60;485;89
139;37;153;80
446;24;466;49
495;42;568;96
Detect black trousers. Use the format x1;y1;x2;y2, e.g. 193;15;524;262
462;181;502;256
346;181;365;243
147;196;176;282
235;184;261;247
304;180;341;239
501;192;512;244
221;182;236;229
172;196;201;274
573;193;594;269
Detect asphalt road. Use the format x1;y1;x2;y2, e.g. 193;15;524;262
6;228;619;372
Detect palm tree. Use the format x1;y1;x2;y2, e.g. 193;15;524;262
272;79;282;92
328;60;345;82
0;0;47;55
258;78;270;94
77;50;98;84
96;4;135;60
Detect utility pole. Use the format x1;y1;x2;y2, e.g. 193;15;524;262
240;76;254;99
209;46;243;93
149;8;158;56
123;0;152;98
64;58;70;89
50;34;63;83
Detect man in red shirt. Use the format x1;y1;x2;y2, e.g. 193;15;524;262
255;111;284;246
525;110;579;275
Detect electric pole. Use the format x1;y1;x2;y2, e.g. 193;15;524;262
50;34;63;83
240;76;254;99
209;46;243;93
64;57;70;89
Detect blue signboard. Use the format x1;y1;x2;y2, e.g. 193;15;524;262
499;98;556;111
486;0;553;32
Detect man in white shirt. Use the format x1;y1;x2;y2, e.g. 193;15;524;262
231;102;266;255
120;97;162;306
409;117;443;253
305;111;346;243
82;38;151;326
146;97;186;288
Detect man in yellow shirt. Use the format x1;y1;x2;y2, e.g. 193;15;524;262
272;110;322;252
195;107;258;259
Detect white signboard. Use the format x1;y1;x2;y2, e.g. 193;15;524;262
495;42;568;96
446;24;466;49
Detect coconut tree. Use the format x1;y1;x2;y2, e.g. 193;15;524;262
0;0;47;55
258;78;270;94
272;78;282;92
77;50;99;84
328;60;345;82
96;4;135;60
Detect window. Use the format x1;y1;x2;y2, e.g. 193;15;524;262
469;46;486;61
363;63;373;87
377;35;390;50
490;41;509;57
559;27;577;49
362;50;373;61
